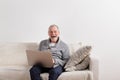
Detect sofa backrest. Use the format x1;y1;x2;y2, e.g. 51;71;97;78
0;42;38;66
68;42;82;55
0;42;84;66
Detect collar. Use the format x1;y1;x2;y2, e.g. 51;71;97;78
49;37;60;43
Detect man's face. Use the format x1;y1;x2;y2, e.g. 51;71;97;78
48;26;60;39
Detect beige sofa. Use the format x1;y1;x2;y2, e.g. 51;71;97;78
0;42;99;80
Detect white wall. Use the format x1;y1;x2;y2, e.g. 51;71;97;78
0;0;120;80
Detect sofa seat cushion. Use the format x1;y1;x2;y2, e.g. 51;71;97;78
0;66;30;80
40;70;93;80
40;73;49;80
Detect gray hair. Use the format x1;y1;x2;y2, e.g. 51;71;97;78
49;24;59;31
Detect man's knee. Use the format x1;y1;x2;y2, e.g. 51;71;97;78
50;66;63;75
30;66;40;74
30;67;35;74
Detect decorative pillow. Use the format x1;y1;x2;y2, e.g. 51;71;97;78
65;56;90;71
64;46;92;71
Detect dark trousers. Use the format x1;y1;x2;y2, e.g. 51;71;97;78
30;64;63;80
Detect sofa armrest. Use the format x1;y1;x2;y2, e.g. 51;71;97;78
89;55;99;80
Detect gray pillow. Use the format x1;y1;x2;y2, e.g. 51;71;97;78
64;46;92;71
65;56;90;71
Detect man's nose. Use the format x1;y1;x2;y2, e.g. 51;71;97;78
52;32;55;35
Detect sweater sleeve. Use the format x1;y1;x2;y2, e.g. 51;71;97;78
54;44;70;67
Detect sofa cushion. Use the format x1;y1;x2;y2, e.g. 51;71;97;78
58;71;93;80
65;56;90;71
0;43;38;66
0;66;29;80
41;73;49;80
64;46;92;71
40;71;93;80
68;42;82;55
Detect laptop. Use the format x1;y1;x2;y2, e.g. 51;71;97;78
26;50;54;68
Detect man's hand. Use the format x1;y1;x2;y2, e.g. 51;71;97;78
52;58;55;64
65;66;76;72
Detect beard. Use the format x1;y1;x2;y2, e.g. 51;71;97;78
50;36;59;43
51;36;57;38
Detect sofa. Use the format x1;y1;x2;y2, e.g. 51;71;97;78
0;42;99;80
